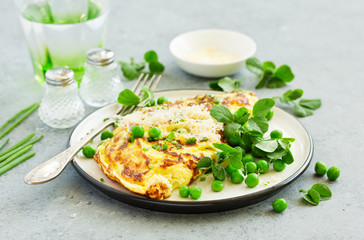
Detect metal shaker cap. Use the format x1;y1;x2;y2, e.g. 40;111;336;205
87;48;114;66
45;68;75;86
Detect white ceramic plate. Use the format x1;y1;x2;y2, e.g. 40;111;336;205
70;90;313;213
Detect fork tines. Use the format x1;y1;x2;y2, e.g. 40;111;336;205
119;73;161;116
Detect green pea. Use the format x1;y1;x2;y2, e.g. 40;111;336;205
242;154;255;165
245;162;257;174
211;180;224;192
270;130;283;139
225;164;236;176
148;127;161;138
231;169;245;184
189;186;202;199
327;166;340;181
314;161;327;176
273;160;286;172
100;130;113;140
179;185;189;198
245;173;259;188
256;160;269;174
265;109;274;121
272;198;287;213
131;125;145;138
157;96;168;105
82;145;96;158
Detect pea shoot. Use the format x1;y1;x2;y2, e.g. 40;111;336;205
265;109;274;121
211;180;224;192
272;198;287;213
101;130;113;140
225;164;236;175
82;145;96;158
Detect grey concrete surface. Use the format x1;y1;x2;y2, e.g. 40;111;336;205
0;0;363;239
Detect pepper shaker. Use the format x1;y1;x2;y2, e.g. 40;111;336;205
80;48;124;107
39;68;85;129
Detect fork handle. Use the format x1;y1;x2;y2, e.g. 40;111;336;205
24;118;115;185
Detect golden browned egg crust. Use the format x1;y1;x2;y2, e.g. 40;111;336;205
94;91;258;199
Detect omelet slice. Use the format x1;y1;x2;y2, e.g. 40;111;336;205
94;90;258;199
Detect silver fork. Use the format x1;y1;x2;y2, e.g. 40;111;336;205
24;73;161;185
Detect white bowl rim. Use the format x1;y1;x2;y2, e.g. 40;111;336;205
169;28;257;66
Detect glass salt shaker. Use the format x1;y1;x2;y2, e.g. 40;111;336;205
80;48;124;107
39;68;85;129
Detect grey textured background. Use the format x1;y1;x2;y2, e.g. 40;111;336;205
0;0;363;239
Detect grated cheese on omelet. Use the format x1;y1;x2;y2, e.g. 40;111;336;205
94;90;259;199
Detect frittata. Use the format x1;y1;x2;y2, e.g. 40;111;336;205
94;91;258;199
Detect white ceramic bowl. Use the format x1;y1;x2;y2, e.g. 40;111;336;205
169;29;257;78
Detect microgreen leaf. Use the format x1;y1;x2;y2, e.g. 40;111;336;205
210;105;234;123
213;143;236;154
209;77;241;92
282;149;294;164
196;157;214;169
285;89;303;101
217;152;228;164
300;190;319;205
229;147;243;169
292;103;314;117
144;50;158;62
254;140;278;153
234;107;250;125
252;98;276;118
223;123;242;146
117;89;140;106
273;65;295;82
311;183;332;199
267;78;286;88
121;61;140;80
263;61;276;73
299;99;322;110
267;148;287;159
212;165;226;181
307;189;321;205
246;57;264;76
149;61;165;74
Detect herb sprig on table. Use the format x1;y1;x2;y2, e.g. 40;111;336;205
246;57;295;89
120;50;165;80
273;89;322;117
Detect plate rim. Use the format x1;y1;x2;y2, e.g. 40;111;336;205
70;89;314;213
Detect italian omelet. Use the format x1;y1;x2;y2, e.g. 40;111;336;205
94;91;258;199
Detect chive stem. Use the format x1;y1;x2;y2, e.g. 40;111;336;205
0;133;35;157
0;151;36;176
0;138;10;151
0;135;43;163
0;103;38;131
0;103;40;140
0;145;33;168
